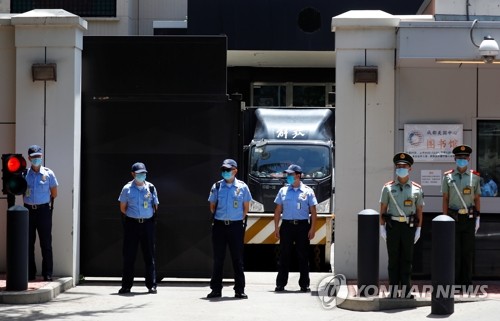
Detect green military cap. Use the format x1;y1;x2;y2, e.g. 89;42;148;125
393;152;414;166
452;145;472;156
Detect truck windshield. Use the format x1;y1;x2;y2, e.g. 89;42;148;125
250;144;331;179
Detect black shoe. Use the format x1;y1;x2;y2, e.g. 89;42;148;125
148;287;157;294
235;292;248;299
207;291;221;298
300;287;311;293
29;276;36;281
275;286;285;292
118;287;131;294
44;276;53;281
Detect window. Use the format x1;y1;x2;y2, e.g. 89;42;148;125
251;82;335;107
11;0;116;17
477;120;500;197
249;144;331;179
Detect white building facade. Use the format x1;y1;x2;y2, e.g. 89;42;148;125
333;0;500;279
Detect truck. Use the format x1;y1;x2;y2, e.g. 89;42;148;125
242;107;335;271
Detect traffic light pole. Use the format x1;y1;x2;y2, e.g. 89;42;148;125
2;153;29;290
6;205;29;291
7;193;15;208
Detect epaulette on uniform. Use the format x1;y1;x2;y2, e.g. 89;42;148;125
384;180;394;186
444;169;454;175
411;181;422;188
303;184;313;191
471;170;480;176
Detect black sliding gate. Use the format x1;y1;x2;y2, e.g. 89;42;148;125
80;36;240;278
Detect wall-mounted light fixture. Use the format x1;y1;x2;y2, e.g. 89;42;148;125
353;66;378;84
32;63;57;81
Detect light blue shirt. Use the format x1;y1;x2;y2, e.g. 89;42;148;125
118;180;159;219
208;178;252;221
274;182;318;220
23;166;58;205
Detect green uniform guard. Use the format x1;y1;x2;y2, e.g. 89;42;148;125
380;152;424;299
442;145;481;291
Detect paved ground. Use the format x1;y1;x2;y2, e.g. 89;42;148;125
1;272;500;321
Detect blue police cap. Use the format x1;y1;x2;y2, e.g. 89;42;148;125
131;162;147;173
28;145;43;157
221;159;238;169
284;164;302;174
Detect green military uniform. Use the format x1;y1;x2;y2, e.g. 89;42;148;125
380;152;424;298
441;145;481;287
380;180;424;296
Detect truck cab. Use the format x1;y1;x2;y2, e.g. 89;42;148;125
243;108;335;269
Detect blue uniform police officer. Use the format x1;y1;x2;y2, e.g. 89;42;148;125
207;159;252;299
24;145;59;281
274;164;318;292
118;162;159;294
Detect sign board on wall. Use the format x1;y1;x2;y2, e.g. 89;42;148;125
420;169;442;186
404;124;463;162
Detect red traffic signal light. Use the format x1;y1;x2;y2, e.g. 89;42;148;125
2;154;28;195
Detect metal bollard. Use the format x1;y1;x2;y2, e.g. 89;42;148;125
357;209;379;297
431;215;455;315
6;205;29;291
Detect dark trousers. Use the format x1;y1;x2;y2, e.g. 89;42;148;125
455;215;475;287
28;204;53;279
122;217;157;289
210;220;245;293
386;221;415;295
276;221;310;288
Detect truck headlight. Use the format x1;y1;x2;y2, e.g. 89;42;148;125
249;200;265;212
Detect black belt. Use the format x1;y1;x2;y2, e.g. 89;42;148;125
213;219;243;226
126;216;153;223
282;219;309;225
24;203;49;210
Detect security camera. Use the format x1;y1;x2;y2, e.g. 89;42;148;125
479;35;499;63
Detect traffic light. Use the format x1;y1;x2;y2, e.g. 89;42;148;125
2;154;27;195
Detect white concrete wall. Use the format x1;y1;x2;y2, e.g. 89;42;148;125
333;9;500;281
84;0;187;36
1;1;187;36
435;0;500;17
397;21;500;213
332;11;399;280
0;16;15;272
0;9;87;285
0;0;9;13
